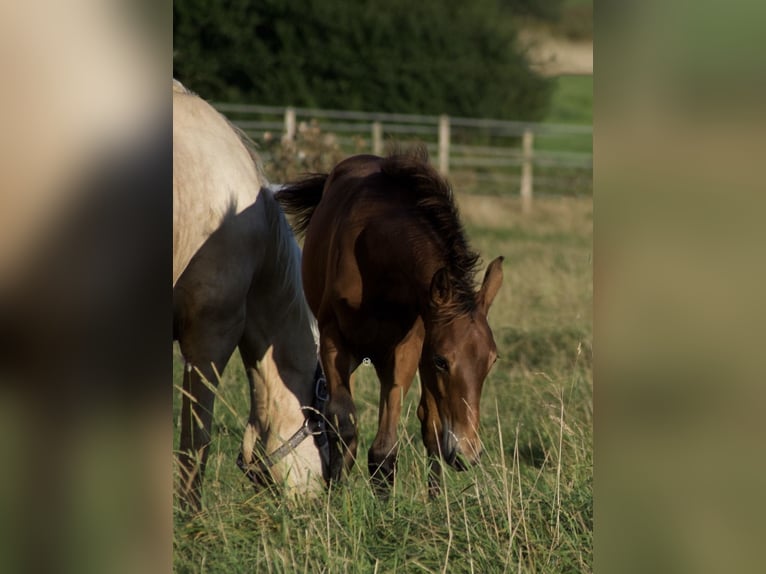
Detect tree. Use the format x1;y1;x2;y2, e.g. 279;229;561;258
173;0;552;121
502;0;563;23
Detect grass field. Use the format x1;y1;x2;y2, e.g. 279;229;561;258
533;75;592;160
545;76;592;126
173;195;592;573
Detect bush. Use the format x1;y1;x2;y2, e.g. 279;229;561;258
261;120;366;182
507;0;564;22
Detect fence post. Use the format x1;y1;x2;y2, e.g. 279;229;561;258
438;114;450;175
372;121;383;155
283;107;296;142
521;128;534;213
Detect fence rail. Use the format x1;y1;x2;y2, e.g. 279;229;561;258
215;103;592;207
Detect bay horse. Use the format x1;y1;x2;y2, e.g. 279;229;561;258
276;148;503;495
173;80;327;510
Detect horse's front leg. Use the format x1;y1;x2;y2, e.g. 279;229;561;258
320;322;357;482
177;316;242;511
368;337;420;498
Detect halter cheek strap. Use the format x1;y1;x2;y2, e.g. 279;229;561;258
237;363;330;487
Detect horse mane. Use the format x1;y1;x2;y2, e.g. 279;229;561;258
229;124;270;191
261;185;319;347
381;146;481;318
215;100;310;335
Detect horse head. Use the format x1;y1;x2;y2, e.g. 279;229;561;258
420;256;504;470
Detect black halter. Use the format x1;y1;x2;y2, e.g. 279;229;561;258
236;362;329;487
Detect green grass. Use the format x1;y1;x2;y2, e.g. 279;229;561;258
534;75;592;161
174;196;592;573
520;75;593;199
545;76;592;126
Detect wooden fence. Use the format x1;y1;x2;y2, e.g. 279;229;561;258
216;103;592;209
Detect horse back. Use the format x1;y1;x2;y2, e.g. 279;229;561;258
173;87;266;285
301;157;436;353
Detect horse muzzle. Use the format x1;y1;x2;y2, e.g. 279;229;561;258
442;429;482;471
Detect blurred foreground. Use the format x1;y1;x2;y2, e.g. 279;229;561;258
0;3;171;574
597;2;766;572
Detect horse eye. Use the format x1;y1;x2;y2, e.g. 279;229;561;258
433;354;449;372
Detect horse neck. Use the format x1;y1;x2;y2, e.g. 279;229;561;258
266;269;317;398
254;201;318;409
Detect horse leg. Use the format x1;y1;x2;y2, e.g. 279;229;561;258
368;340;420;497
238;343;272;481
417;367;444;498
320;322;357;482
237;329;284;486
177;315;243;511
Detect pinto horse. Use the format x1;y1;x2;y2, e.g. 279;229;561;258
173;80;327;510
276;148;503;495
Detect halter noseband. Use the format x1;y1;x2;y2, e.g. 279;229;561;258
236;362;330;487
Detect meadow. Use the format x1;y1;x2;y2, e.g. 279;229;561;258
173;193;592;573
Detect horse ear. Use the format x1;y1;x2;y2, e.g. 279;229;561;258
430;267;453;307
478;256;504;315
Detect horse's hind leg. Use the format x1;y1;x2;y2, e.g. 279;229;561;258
320;322;357;482
368;335;421;498
176;315;243;511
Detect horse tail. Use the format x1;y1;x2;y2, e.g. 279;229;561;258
274;174;328;236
